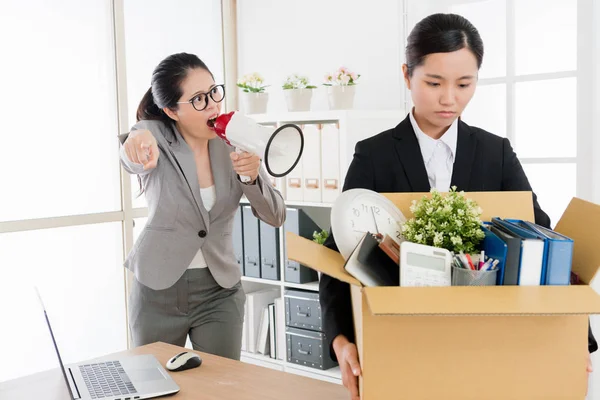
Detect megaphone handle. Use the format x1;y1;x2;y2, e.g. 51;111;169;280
235;147;252;183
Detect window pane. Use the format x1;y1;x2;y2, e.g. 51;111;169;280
0;223;126;382
514;78;576;158
450;0;506;79
462;83;506;137
515;0;576;75
0;1;121;222
123;0;223;208
522;163;576;228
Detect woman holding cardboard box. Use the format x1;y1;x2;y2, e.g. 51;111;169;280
319;13;597;399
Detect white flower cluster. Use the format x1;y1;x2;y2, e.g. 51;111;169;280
237;72;268;93
323;66;360;86
402;187;485;254
282;74;316;90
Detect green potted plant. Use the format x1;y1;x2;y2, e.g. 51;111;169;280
401;187;486;254
237;73;269;114
282;73;317;112
323;66;360;110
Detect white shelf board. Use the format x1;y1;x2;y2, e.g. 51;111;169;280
241;276;282;287
240;351;284;371
283;281;319;292
285;364;342;383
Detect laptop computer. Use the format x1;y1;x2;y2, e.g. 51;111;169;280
36;289;180;400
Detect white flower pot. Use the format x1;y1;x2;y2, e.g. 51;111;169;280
284;88;313;112
327;85;356;110
242;91;269;114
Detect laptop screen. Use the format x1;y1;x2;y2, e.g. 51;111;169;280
36;289;77;400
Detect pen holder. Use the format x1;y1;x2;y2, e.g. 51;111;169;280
451;266;498;286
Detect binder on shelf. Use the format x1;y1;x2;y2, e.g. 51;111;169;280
242;205;261;278
246;288;279;354
320;123;341;204
274;297;285;361
285;123;304;202
301;124;322;203
268;303;276;359
283;208;320;284
260;220;280;281
233;206;244;275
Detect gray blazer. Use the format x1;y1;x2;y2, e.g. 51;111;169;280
119;120;286;291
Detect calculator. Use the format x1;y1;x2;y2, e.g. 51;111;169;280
399;242;452;287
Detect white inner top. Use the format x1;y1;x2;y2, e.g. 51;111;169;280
188;185;216;269
409;108;459;192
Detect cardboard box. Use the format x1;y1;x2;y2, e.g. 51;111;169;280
286;192;600;399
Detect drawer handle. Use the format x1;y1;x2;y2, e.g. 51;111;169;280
246;257;258;266
296;306;311;318
286;262;299;271
262;259;275;268
297;344;312;356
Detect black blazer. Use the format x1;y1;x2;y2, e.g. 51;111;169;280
319;115;597;360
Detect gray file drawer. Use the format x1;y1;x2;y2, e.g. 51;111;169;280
260;221;280;281
242;205;261;278
284;208;320;284
286;326;337;370
284;289;322;331
233;206;244;275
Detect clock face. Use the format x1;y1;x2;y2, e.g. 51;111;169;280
331;189;407;260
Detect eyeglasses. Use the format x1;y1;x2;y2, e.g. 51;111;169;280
176;84;225;111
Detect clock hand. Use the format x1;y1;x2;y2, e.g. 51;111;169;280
370;207;380;235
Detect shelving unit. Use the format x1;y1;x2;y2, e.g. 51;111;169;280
238;109;406;385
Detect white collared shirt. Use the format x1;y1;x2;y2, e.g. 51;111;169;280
409;109;459;192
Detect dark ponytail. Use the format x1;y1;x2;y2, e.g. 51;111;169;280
405;13;484;76
136;87;171;124
136;52;214;123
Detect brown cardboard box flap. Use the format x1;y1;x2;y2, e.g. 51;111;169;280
382;191;535;222
555;197;600;285
363;285;600;316
285;232;361;286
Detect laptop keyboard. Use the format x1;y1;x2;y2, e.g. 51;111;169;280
79;361;138;399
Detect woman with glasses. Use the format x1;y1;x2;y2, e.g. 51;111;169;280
118;52;285;360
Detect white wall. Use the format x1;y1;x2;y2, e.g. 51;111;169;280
236;0;405;113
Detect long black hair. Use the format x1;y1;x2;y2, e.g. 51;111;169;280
405;13;484;76
134;53;213;195
136;52;214;123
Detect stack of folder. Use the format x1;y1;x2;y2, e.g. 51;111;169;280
489;218;574;286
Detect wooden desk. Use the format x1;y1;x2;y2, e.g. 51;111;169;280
0;342;348;400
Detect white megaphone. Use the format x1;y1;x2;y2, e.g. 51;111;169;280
211;111;304;183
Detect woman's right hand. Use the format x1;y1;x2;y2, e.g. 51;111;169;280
333;335;362;400
123;129;159;170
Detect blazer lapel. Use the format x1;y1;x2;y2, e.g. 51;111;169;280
392;116;431;192
450;120;477;191
166;129;210;228
207;139;233;221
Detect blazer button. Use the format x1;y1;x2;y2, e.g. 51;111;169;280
198;230;207;238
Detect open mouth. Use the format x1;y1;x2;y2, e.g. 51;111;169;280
207;117;217;128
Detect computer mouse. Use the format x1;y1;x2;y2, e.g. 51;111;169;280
165;351;202;372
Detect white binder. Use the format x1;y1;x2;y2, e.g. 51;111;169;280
302;124;322;203
320;123;341;203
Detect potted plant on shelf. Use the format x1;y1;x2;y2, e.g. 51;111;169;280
323;66;360;110
282;73;317;112
237;72;269;114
